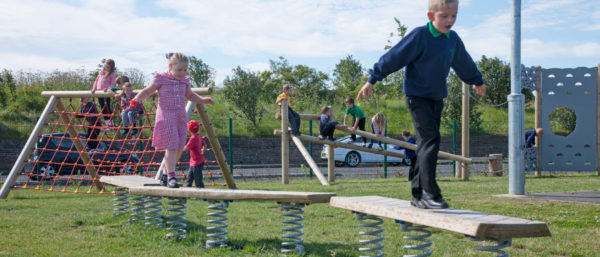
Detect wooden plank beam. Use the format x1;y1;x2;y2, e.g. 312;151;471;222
330;196;551;239
274;130;405;159
461;82;470;180
290;136;330;186
281;99;290;184
56;100;104;191
100;175;161;188
333;125;472;164
327;144;335;183
41;88;212;98
0;96;59;199
129;186;336;204
196;103;236;189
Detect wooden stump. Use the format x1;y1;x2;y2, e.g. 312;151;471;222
488;154;504;176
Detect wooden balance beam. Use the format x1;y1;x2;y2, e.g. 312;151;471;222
101;175;335;254
330;196;551;256
40;88;212;98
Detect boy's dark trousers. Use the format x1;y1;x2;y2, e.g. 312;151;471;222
407;157;417;181
282;106;301;134
320;124;336;139
186;164;205;188
406;96;443;199
351;117;366;143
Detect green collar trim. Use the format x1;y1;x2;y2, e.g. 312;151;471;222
428;21;450;38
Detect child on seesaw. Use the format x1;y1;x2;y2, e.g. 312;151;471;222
357;0;486;209
184;120;206;188
343;96;367;146
132;52;214;188
319;106;344;141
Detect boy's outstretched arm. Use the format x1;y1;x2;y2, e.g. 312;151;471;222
357;82;374;101
472;84;486;96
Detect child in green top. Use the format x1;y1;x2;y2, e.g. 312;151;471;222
343;96;367;146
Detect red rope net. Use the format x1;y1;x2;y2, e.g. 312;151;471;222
16;96;226;194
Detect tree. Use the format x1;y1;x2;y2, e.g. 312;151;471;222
332;55;364;97
379;18;408;99
442;71;482;132
188;56;215;88
476;56;510;107
122;68;146;89
222;67;265;127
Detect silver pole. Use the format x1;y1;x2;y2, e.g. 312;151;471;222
508;0;525;195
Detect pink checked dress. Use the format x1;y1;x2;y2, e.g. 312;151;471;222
151;72;189;150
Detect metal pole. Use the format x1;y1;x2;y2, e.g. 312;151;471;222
508;0;525;195
452;120;456;176
229;118;233;175
308;120;313;179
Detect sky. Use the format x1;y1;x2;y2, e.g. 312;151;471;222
1;0;599;86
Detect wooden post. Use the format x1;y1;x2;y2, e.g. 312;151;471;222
290;136;329;186
535;66;543;176
488;154;504;176
0;96;59;199
597;64;600;176
55;100;104;191
196;103;237;189
328;144;335;183
281;99;290;184
461;82;470;180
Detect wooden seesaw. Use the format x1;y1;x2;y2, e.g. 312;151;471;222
100;175;335;254
330;196;551;256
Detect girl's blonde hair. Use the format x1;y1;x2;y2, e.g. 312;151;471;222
321;105;332;114
116;75;130;85
373;112;385;130
166;52;189;66
429;0;458;11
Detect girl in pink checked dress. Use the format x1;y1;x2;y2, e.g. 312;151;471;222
132;52;214;188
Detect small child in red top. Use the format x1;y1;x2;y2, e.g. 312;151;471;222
184;120;206;188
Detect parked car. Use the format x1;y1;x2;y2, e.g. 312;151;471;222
31;133;140;179
320;135;409;167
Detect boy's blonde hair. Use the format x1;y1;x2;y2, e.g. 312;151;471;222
166;52;189;66
283;84;291;91
116;75;130;85
429;0;458;11
372;112;385;131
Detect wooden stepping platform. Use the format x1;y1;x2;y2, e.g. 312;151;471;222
129;186;335;204
330;196;551;239
100;175;161;188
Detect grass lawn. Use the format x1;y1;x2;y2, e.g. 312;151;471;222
1;174;599;256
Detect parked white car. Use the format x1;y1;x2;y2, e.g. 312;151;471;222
320;135;410;167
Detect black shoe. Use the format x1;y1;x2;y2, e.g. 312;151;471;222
292;131;301;136
160;174;167;187
419;190;449;209
410;197;426;209
328;137;336;141
367;143;373;149
167;177;179;188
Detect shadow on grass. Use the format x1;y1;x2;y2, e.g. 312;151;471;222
231;237;354;256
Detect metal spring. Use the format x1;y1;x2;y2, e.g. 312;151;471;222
166;197;187;239
129;195;146;223
143;196;163;227
112;187;129;216
354;212;384;257
280;202;305;254
396;220;432;257
205;200;229;248
471;237;511;257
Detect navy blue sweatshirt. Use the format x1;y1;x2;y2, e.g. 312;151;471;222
368;22;484;100
524;129;537;148
319;114;339;133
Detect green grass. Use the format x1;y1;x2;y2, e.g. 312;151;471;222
2;174;600;256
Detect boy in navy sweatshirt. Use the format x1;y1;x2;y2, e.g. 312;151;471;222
357;0;486;209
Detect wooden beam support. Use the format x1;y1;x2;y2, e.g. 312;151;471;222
196;103;237;189
0;96;59;199
290;136;330;186
274;130;405;159
461;82;470;180
333;125;472;164
281;99;290;184
327;144;335;183
41;88;212;98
